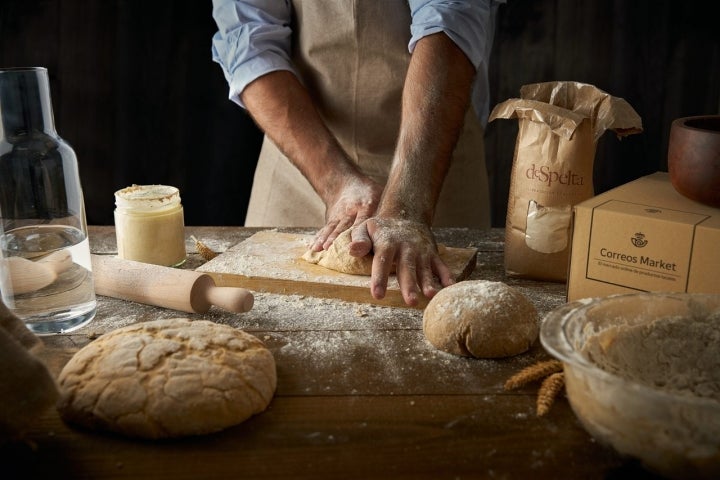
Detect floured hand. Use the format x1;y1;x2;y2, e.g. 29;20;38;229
311;175;382;252
350;218;453;306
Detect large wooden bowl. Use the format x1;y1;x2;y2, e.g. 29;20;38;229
668;115;720;208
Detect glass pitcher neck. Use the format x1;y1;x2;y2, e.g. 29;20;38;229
0;67;57;138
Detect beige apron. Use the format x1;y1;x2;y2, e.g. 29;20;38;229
245;0;490;228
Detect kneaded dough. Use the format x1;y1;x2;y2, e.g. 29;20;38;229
423;280;538;358
302;228;373;275
56;318;276;439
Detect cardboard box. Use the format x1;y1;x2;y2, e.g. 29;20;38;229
567;172;720;300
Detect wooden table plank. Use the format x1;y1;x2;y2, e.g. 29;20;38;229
5;396;644;480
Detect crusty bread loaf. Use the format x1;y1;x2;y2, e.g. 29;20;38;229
56;318;276;439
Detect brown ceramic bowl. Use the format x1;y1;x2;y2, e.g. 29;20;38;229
668;115;720;208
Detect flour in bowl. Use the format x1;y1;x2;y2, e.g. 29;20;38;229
581;309;720;400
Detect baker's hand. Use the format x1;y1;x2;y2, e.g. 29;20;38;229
350;218;454;306
311;176;383;252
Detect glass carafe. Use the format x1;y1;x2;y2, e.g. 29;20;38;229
0;67;96;334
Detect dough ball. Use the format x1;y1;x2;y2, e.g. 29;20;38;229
302;228;373;275
56;318;276;439
423;280;538;358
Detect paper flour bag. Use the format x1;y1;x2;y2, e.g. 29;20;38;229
489;81;642;282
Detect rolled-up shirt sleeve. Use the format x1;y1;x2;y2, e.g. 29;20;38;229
408;0;504;125
211;0;296;108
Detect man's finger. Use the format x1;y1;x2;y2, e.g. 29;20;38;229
396;248;420;306
418;254;441;299
370;245;396;300
312;222;337;251
349;223;373;257
431;255;455;287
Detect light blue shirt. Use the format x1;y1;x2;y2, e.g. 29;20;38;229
211;0;503;125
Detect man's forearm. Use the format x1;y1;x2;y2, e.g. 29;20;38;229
241;70;360;205
378;32;476;224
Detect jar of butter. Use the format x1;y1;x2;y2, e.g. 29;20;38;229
114;185;186;266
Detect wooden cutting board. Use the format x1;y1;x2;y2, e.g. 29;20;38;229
196;230;478;309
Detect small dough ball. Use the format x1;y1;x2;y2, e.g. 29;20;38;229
423;280;538;358
56;318;276;439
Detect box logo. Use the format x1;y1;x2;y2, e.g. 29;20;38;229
630;232;648;248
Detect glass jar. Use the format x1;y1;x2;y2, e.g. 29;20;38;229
114;184;187;267
0;66;97;335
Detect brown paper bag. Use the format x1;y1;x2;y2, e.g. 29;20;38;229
489;81;643;282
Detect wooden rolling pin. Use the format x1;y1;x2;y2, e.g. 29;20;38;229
90;255;254;314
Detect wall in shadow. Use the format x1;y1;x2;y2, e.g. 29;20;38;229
1;0;718;227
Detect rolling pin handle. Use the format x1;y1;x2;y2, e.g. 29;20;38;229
203;285;255;313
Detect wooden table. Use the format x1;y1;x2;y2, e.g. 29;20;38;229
3;226;662;480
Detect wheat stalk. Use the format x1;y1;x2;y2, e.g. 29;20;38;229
536;372;565;416
504;359;563;390
190;235;218;261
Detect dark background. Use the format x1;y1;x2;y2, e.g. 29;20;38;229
1;0;718;227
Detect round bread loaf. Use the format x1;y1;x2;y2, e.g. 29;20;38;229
423;280;538;358
56;318;276;439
